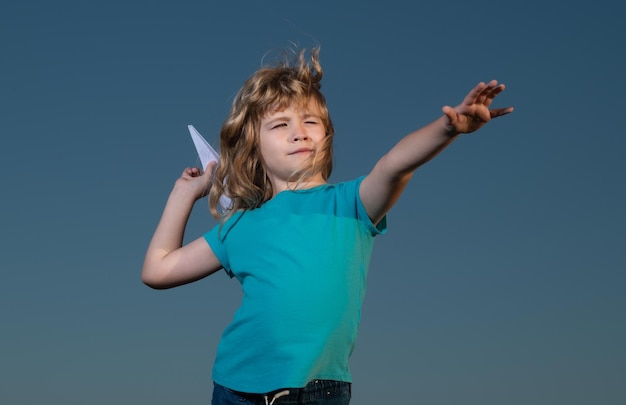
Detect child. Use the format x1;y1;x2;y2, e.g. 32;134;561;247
142;48;513;405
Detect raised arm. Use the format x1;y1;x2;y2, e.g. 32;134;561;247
142;163;223;289
360;80;513;225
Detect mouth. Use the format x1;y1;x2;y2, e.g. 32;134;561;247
289;148;314;155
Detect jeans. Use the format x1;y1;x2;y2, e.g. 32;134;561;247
211;379;351;405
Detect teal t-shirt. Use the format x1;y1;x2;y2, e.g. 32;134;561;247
204;177;386;393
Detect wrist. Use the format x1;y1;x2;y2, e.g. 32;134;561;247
439;116;460;138
169;183;201;205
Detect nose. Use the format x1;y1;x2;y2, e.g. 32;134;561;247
290;122;309;142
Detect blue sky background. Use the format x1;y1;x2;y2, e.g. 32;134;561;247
1;1;624;404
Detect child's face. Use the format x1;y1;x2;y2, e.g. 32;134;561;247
258;99;327;192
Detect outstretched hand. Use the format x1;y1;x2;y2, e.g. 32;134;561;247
442;80;513;134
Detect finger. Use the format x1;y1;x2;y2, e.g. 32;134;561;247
489;106;514;118
483;83;506;107
462;82;487;106
182;167;195;177
475;80;499;105
183;167;204;180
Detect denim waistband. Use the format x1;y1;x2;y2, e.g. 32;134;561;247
230;379;351;404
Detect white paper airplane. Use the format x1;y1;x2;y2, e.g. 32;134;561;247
188;125;232;212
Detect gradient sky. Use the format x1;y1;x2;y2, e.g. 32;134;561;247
1;1;624;404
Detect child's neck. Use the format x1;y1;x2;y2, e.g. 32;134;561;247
272;177;327;196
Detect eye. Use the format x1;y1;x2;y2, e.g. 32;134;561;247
305;120;319;125
271;123;287;129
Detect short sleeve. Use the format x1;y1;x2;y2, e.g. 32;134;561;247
204;224;233;277
354;176;387;236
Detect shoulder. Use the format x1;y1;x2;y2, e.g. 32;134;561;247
310;176;365;197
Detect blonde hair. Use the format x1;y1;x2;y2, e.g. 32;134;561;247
209;48;334;220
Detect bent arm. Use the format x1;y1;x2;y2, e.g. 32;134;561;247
142;166;222;289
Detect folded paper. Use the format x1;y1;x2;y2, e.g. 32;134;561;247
188;125;232;212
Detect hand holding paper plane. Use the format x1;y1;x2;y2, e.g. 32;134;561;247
188;125;232;212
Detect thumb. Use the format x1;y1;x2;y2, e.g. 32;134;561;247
203;161;217;177
442;106;457;124
198;162;217;198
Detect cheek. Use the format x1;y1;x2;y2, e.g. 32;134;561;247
257;137;280;165
257;132;271;153
313;127;327;142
